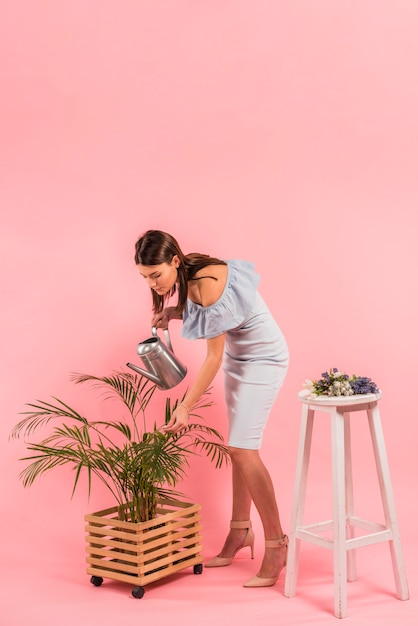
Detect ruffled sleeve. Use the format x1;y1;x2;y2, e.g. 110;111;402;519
181;260;260;340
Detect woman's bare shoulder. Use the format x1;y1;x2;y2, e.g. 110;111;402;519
189;264;227;307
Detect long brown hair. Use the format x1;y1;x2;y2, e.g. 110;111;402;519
134;230;226;314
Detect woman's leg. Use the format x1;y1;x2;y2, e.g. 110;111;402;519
229;446;285;578
209;460;252;558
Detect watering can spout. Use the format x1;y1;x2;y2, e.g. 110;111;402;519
126;362;162;386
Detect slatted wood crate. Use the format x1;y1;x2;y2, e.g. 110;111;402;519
85;498;203;595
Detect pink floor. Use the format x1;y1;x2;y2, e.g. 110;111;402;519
3;516;416;626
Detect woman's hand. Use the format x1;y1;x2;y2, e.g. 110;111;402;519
152;306;180;329
160;403;189;434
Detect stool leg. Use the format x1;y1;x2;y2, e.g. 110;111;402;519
367;404;409;601
284;404;314;598
344;414;357;582
331;408;348;619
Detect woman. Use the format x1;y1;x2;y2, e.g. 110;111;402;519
134;229;289;588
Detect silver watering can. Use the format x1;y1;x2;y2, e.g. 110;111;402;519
126;326;187;390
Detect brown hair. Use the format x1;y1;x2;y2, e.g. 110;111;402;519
134;230;226;314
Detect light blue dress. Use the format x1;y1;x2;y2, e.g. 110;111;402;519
181;260;289;450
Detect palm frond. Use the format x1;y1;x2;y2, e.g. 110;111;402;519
71;371;156;416
89;420;132;441
170;423;230;469
10;398;88;440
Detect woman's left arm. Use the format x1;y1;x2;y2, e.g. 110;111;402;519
160;333;226;433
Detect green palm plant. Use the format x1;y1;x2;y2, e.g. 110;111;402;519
10;369;229;523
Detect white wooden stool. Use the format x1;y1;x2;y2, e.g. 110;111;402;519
284;391;409;619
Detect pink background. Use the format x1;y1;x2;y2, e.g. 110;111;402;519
1;1;417;624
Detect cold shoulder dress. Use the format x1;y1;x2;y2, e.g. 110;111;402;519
181;260;289;450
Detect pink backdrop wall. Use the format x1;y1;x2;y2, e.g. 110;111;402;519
1;2;417;623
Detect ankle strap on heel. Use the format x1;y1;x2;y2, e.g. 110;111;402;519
265;534;288;549
230;520;252;530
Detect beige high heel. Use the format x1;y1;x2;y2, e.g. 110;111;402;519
243;534;288;587
205;520;254;568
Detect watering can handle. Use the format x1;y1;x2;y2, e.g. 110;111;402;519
151;326;173;352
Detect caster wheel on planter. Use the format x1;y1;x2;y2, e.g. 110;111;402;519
90;576;103;587
193;564;203;574
132;586;145;599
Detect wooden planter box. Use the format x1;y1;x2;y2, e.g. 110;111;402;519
85;498;203;598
